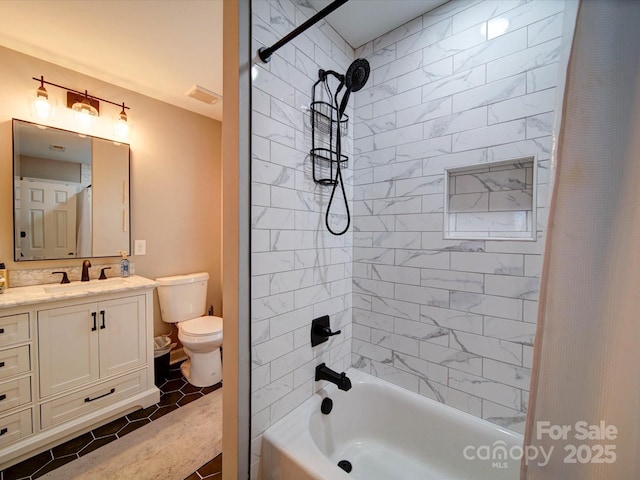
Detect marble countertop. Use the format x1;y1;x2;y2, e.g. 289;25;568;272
0;275;158;309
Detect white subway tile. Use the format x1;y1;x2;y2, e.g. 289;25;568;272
420;305;484;335
396;249;450;269
421;232;485;252
453;28;527;73
526;112;554;139
373;123;423;150
450;291;523;320
394;352;449;384
452;0;525;34
421;268;484;293
397;96;452;129
397;57;453;93
527;62;559;93
482;400;526;434
373;87;422;117
488;87;556;124
422;66;486;103
370;362;420;393
396;213;444;233
485;274;540;300
374;16;424;52
451;251;524;275
420;341;483;375
452;119;526;152
484;316;536;346
353;308;395;332
483;358;531;390
394;284;450;308
372;232;422;250
449;369;521;410
397;17;453;57
528;12;564;47
372;296;420;320
486;37;562;83
453;74;527;113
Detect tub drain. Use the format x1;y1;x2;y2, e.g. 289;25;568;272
337;460;352;473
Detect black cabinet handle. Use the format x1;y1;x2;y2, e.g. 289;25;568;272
91;312;97;331
0;362;4;368
0;394;6;401
100;311;106;329
0;328;4;334
0;428;7;436
84;388;115;403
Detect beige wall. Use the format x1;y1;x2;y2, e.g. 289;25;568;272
0;45;223;336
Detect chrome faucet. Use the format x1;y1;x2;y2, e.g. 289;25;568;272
315;363;352;391
81;260;92;282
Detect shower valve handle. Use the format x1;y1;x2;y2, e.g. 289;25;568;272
311;315;342;347
320;326;341;337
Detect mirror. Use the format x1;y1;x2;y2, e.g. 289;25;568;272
12;119;131;261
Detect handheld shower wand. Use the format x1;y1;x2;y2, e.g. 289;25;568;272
325;58;370;236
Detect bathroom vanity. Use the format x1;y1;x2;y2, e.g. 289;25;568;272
0;276;159;469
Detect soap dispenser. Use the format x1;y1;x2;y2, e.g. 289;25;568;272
118;251;130;278
0;262;7;292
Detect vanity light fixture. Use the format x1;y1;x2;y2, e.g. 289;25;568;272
30;76;131;136
28;75;57;121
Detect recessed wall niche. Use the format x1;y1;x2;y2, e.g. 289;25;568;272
444;156;537;241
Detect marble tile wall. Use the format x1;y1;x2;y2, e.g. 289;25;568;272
250;0;354;476
351;0;566;433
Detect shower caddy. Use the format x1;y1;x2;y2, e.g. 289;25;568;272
310;71;349;186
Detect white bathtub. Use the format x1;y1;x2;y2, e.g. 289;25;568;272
261;369;523;480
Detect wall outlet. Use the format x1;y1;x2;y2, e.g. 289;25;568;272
134;240;146;256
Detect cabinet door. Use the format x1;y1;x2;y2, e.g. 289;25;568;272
98;295;145;378
38;303;99;397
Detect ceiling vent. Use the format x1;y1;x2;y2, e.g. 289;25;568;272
185;85;221;105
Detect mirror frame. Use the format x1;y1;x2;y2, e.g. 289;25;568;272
12;118;131;261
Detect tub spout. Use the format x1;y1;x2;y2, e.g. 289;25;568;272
315;363;351;391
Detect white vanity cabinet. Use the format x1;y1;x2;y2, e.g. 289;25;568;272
38;295;146;397
0;276;159;470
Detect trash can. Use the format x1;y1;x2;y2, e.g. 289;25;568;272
153;335;173;387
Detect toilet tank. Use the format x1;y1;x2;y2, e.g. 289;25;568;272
156;272;209;323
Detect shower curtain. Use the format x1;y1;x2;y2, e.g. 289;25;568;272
76;186;92;257
523;0;640;478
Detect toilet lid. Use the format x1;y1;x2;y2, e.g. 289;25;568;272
181;316;223;337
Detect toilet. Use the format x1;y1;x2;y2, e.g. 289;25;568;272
156;272;223;387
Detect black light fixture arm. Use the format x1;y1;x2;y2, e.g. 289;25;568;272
258;0;349;63
32;76;130;110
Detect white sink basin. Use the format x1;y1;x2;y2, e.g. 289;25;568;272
44;277;127;294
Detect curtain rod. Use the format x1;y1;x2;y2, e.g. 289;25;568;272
258;0;349;63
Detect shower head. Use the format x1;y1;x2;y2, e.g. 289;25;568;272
338;58;370;118
345;58;370;92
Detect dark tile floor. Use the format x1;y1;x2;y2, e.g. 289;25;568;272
1;362;222;480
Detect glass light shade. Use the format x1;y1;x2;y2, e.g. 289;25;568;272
113;111;130;140
29;89;57;121
73;102;98;130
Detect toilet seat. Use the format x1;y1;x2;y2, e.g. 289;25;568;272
180;315;223;337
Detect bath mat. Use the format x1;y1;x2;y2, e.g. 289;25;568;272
41;388;223;480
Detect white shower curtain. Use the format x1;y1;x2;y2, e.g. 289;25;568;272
523;0;640;478
76;186;92;257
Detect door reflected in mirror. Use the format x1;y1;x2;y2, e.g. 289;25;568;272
13;119;131;261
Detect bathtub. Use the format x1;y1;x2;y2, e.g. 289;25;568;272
261;369;523;480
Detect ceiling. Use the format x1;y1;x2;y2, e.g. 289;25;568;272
308;0;450;48
0;0;448;123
